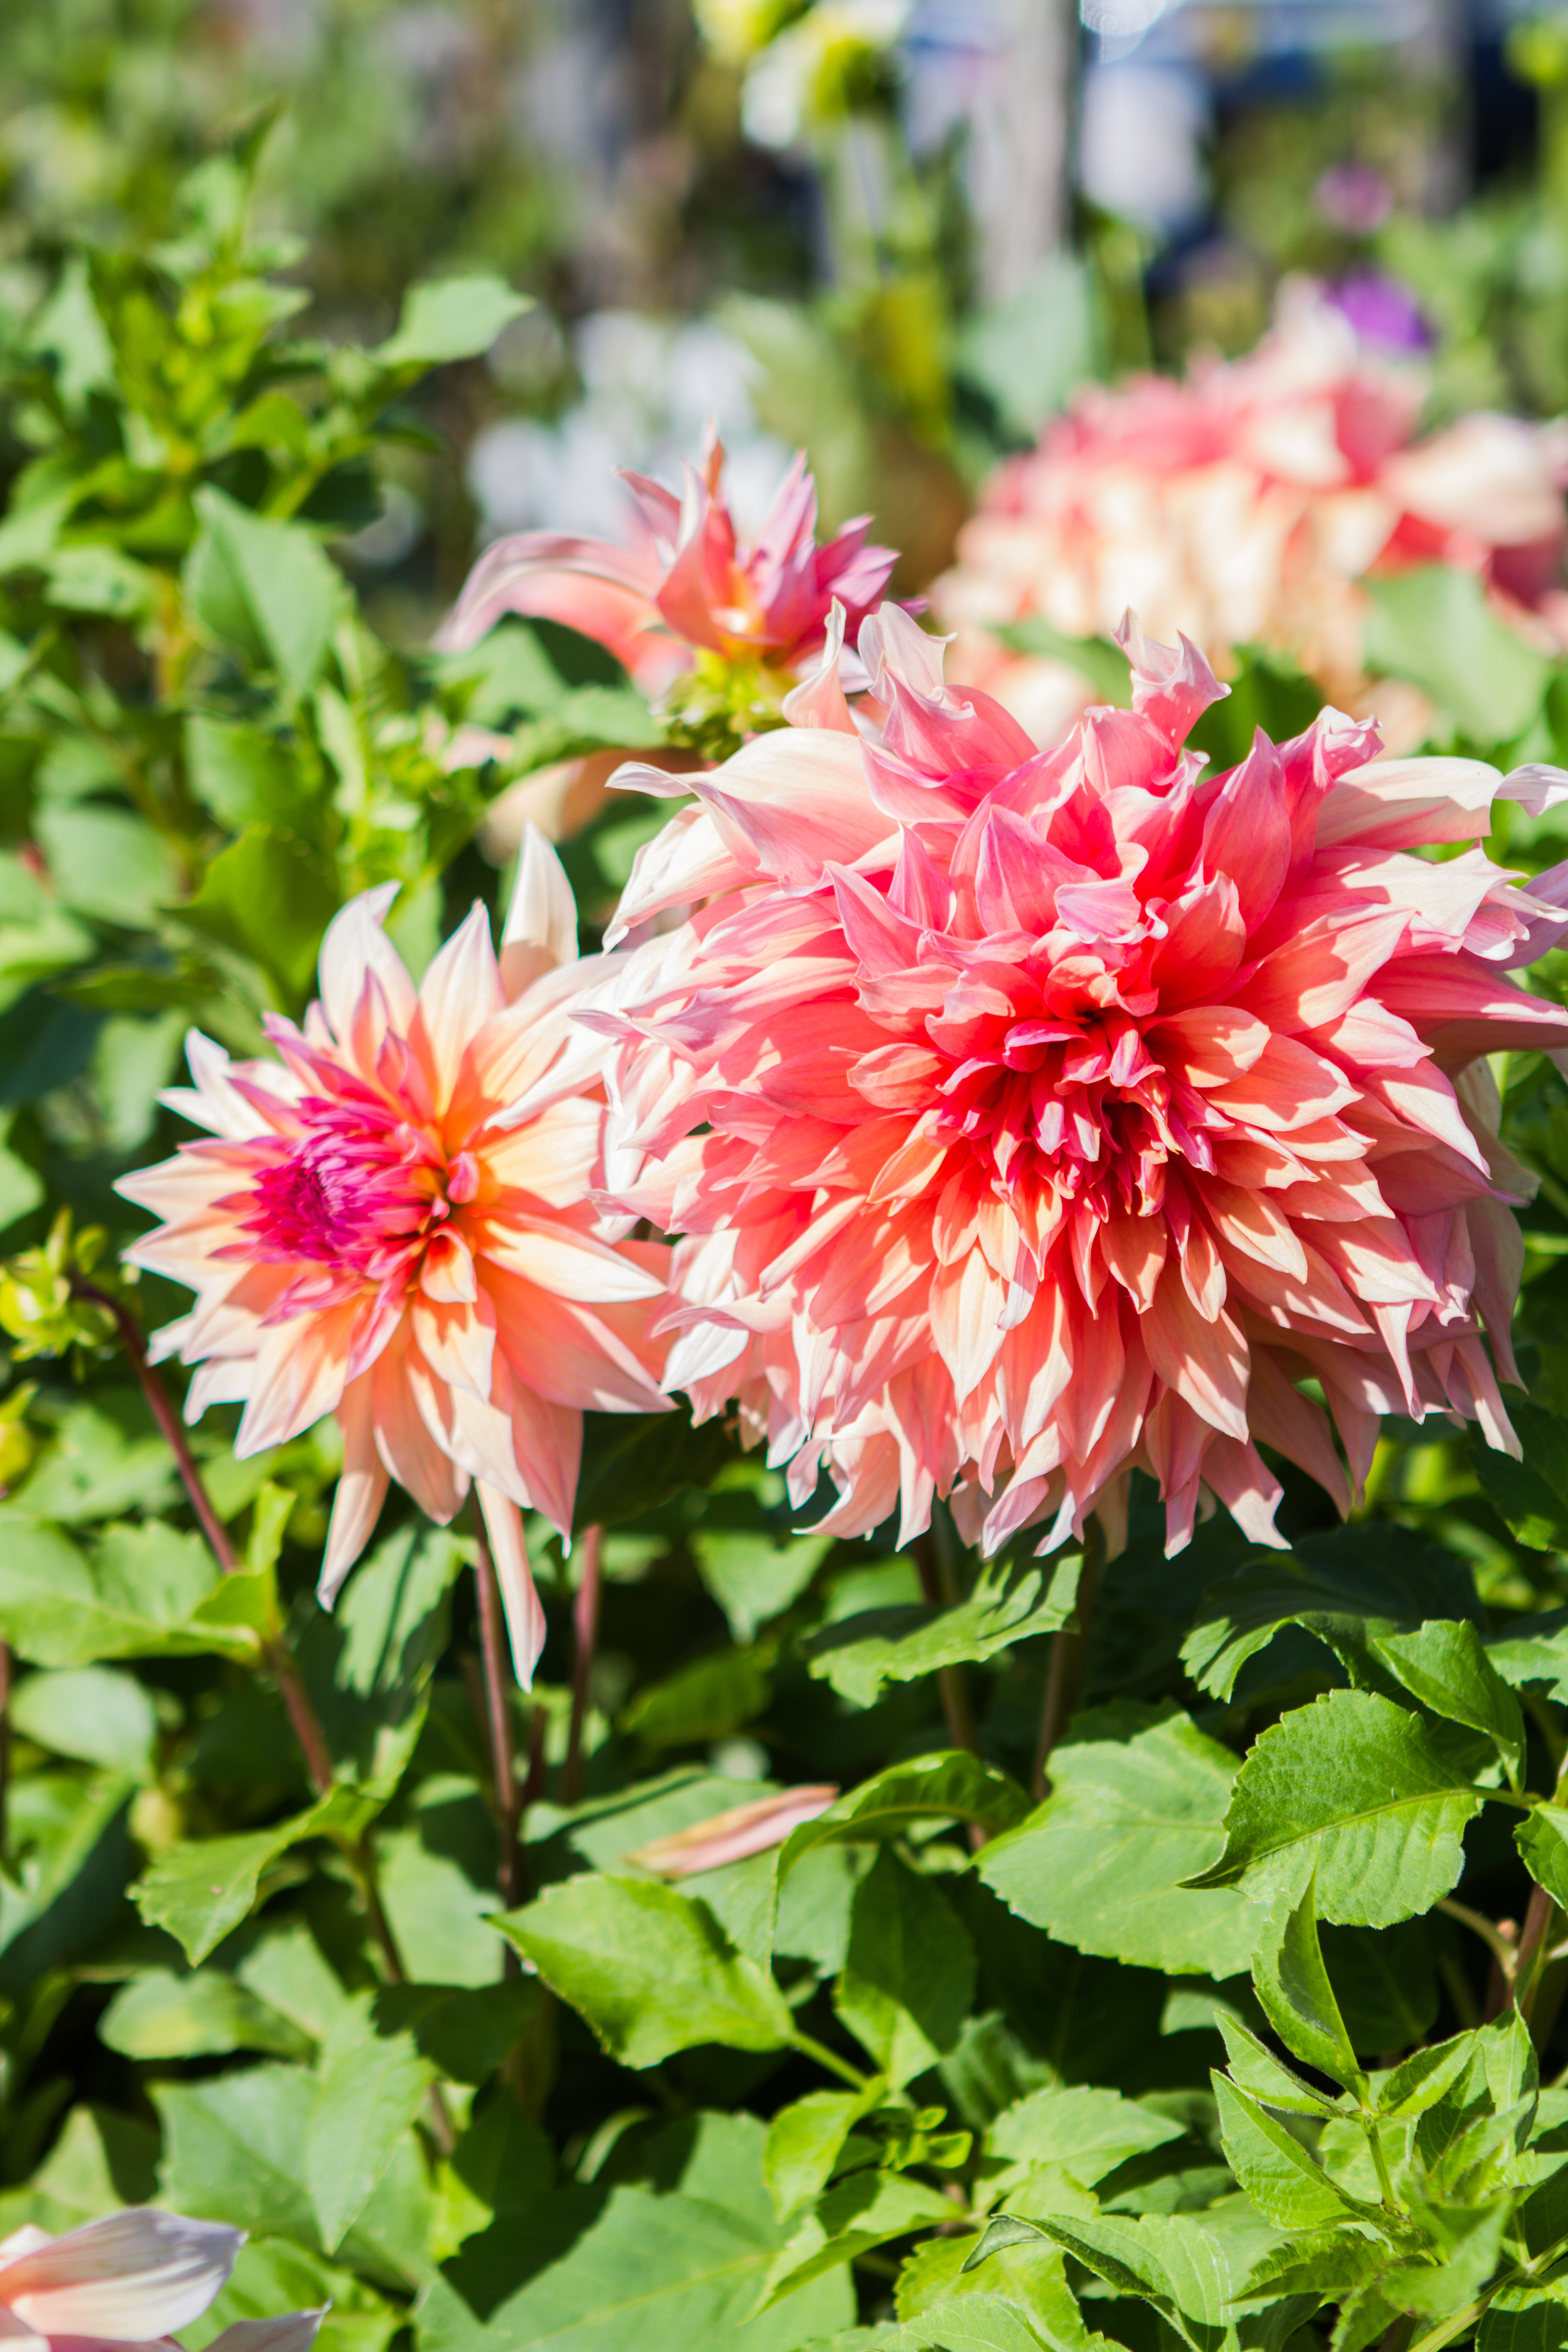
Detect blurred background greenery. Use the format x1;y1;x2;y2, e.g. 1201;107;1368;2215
10;0;1562;636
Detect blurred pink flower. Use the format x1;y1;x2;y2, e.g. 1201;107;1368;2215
0;2207;317;2352
118;830;671;1683
588;607;1568;1560
934;285;1568;749
437;426;899;697
629;1784;839;1876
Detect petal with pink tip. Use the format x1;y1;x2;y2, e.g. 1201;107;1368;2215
0;2210;242;2343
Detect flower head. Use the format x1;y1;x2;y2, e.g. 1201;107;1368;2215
437;426;898;706
117;830;670;1682
0;2206;317;2352
934;287;1568;745
590;607;1568;1560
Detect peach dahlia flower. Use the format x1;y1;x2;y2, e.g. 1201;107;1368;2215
0;2206;317;2352
438;426;898;698
934;287;1568;748
117;830;670;1682
587;605;1568;1560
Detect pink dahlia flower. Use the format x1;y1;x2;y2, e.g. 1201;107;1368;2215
934;286;1568;748
587;605;1568;1560
0;2206;317;2352
117;829;671;1682
436;425;898;697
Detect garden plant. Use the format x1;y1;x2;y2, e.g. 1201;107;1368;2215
15;116;1568;2352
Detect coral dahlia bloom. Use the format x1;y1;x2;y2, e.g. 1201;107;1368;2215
588;605;1568;1559
0;2206;317;2352
437;426;898;696
117;830;670;1681
934;285;1568;747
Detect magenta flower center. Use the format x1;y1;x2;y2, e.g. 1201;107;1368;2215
233;1091;453;1287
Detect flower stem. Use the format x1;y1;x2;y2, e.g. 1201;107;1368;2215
1510;1748;1568;2026
73;1280;237;1572
562;1525;603;1808
1033;1514;1104;1802
790;2030;871;2091
913;1520;978;1759
474;1511;524;1956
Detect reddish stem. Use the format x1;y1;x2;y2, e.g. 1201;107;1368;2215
562;1525;603;1807
72;1281;237;1572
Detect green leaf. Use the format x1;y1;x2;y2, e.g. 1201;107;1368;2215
1373;1620;1526;1786
898;2295;1054;2351
1471;1401;1568;1554
370;1981;536;2085
179;825;339;1002
976;1703;1258;1976
1212;2076;1373;2230
155;2063;321;2242
0;1769;136;1994
45;544;159;620
779;1752;1032;1882
1478;2286;1568;2352
1377;2035;1476;2119
10;1665;158;1774
13;1396;178;1524
1364;564;1552;743
1185;1688;1482;1922
1182;1529;1478;1700
694;1529;833;1644
300;1522;465;1798
184;716;306;831
1217;2015;1340;2116
31;803;180;928
802;1555;1080;1707
496;1873;795;2068
620;1648;771;1754
99;1966;314;2060
761;2169;957;2311
1517;1803;1568;1907
1322;1920;1441;2056
955;252;1099;440
186;487;344;703
835;1848;976;2086
134;1790;355;1963
765;2088;885;2222
0;1515;251;1667
1490;1613;1568;1701
307;2010;434;2253
986;2085;1184;2180
375;275;531;369
1253;1878;1362;2090
428;2112;852;2352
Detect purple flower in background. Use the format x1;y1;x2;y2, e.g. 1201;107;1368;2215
1315;162;1394;236
1330;269;1432;354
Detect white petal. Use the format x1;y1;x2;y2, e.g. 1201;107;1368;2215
0;2209;243;2343
500;822;579;1000
316;885;417;1046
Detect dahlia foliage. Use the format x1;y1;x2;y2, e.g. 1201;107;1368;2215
117;829;669;1682
590;607;1568;1559
0;2207;317;2352
935;287;1568;743
438;423;898;698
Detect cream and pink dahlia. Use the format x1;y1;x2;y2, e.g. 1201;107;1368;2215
933;286;1568;748
588;605;1568;1559
0;2206;317;2352
117;829;670;1682
438;425;898;697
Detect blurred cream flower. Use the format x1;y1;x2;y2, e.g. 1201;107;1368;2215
738;0;912;150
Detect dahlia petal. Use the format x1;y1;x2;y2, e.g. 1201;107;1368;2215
479;1097;603;1207
507;1386;583;1539
1316;755;1503;850
318;884;418;1051
373;1338;468;1524
781;600;858;733
1144;1271;1250;1441
1199;1434;1287;1547
691;731;888;886
476;1217;665;1302
410;1293;496;1402
235;1307;356;1456
319;1373;390;1608
500;823;578;998
606;805;750;947
1500;761;1568;817
0;2210;242;2342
